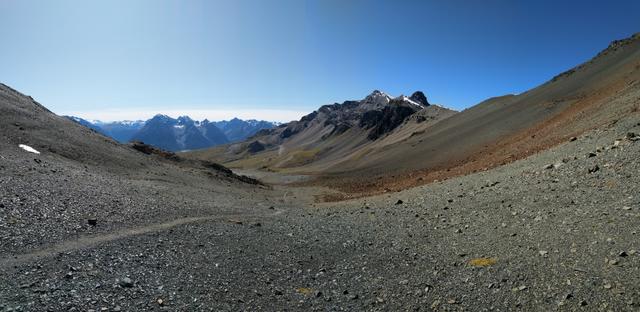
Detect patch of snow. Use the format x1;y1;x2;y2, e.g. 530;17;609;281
173;125;185;129
397;95;424;108
118;120;145;126
19;144;40;154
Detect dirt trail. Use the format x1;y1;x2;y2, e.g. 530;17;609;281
0;209;285;269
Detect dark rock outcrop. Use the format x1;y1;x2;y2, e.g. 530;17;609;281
409;91;429;106
247;141;266;153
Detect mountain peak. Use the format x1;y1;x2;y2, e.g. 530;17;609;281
409;91;429;106
362;90;393;109
151;114;171;120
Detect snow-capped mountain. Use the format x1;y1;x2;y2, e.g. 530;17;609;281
130;115;228;152
67;115;280;152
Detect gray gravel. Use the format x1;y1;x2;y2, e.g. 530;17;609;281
2;107;640;310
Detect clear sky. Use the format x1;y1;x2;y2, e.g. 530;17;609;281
1;0;639;122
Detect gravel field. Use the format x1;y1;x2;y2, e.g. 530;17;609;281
2;109;639;311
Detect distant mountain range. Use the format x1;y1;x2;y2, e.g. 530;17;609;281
65;115;279;151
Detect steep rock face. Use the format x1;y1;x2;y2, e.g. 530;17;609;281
409;91;429;106
277;90;427;143
359;104;418;140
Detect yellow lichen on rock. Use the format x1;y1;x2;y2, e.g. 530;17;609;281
296;287;313;295
469;257;497;267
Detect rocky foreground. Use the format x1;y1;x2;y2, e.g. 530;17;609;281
1;111;639;311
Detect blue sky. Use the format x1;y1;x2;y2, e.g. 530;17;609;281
0;0;639;122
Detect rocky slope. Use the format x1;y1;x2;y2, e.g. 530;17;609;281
2;33;640;312
186;90;456;172
0;83;268;255
2;90;639;311
190;33;640;199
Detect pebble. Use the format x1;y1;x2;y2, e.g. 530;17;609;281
119;277;134;288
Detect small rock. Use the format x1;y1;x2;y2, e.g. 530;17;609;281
586;152;597;158
570;137;577;142
543;164;554;170
622;206;632;211
156;298;164;306
608;259;619;265
588;165;599;173
619;251;628;257
539;250;548;257
119;277;134;288
395;200;404;205
87;218;97;226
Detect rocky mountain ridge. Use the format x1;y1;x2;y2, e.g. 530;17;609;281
66;115;279;151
